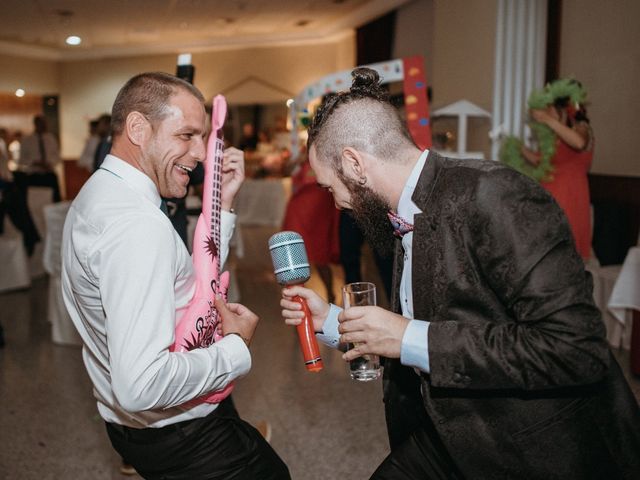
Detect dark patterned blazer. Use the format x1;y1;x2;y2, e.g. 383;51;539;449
382;151;640;479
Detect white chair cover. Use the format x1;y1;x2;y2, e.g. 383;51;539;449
0;235;31;293
607;246;640;350
43;201;81;346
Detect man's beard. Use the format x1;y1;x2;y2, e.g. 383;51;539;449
340;173;396;257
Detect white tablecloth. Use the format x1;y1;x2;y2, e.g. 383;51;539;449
234;177;291;227
0;236;31;293
43;201;81;346
27;187;53;278
607;246;640;348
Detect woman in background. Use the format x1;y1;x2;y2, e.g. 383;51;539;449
282;149;340;303
521;80;593;260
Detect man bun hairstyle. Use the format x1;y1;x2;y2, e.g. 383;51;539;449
307;67;415;168
349;67;389;100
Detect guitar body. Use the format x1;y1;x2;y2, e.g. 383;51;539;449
170;95;234;405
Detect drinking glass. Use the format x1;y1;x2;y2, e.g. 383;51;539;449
342;282;381;381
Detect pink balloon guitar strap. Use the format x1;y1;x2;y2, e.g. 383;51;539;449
170;95;233;404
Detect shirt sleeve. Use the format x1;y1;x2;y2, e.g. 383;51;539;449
96;213;250;412
400;320;430;372
316;303;342;349
219;210;236;269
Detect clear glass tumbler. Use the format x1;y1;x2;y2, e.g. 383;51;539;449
342;282;381;381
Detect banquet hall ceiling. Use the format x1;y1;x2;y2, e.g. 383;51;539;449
0;0;408;60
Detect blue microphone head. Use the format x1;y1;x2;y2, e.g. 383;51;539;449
268;231;311;285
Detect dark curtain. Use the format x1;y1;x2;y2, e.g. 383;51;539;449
357;11;397;65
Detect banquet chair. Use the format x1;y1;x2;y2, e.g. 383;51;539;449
0;233;31;293
43;201;81;346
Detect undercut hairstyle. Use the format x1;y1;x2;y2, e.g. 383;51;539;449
111;72;204;138
307;67;416;170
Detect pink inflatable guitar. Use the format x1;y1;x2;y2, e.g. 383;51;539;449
170;95;233;404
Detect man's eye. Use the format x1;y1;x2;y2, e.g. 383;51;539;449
179;134;192;140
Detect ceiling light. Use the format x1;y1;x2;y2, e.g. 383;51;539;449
286;99;294;107
15;89;25;97
66;35;82;46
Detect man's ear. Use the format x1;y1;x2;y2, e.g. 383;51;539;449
126;112;150;147
341;147;366;180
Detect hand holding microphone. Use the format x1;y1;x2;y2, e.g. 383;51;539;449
269;231;324;372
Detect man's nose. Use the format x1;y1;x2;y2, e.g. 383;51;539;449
193;137;206;161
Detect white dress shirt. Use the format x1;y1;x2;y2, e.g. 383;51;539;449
62;154;250;428
17;132;60;173
319;150;431;372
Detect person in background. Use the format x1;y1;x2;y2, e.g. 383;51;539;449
77;118;100;172
8;130;22;162
239;122;258;152
93;113;112;171
0;124;46;256
280;67;639;479
520;79;593;260
14;115;61;202
282;148;340;303
62;72;289;479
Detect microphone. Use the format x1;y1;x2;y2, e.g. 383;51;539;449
268;231;324;372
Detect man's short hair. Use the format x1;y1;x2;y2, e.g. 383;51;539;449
307;67;415;169
111;72;204;138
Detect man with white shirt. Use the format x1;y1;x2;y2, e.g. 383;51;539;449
14;115;61;202
281;68;639;479
62;72;289;479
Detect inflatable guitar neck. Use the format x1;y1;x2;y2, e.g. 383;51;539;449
170;95;233;404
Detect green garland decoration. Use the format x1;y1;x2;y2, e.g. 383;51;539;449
500;78;587;182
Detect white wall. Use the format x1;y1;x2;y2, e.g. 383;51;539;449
58;36;355;158
560;0;640;176
0;36;355;159
393;0;434;76
0;54;59;94
396;0;497;156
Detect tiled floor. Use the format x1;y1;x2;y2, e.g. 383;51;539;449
0;225;638;479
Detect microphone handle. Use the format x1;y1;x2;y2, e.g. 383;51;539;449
292;292;324;372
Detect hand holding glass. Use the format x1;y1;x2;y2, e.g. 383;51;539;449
342;282;381;381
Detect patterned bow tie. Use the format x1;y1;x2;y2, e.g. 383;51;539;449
387;210;414;238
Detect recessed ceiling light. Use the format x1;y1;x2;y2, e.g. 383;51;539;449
66;35;82;46
15;88;25;97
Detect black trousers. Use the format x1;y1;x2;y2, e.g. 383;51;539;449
0;182;41;253
105;397;290;480
371;426;464;480
13;171;61;202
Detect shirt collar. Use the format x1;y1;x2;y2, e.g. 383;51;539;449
100;154;162;208
397;149;429;219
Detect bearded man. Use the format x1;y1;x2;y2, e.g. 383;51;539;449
280;67;640;479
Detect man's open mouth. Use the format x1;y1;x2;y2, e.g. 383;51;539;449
175;164;193;173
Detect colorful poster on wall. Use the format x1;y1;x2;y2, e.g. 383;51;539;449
290;56;431;157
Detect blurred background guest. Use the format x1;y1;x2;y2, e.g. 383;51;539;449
92;113;112;171
282;149;340;303
519;79;593;260
77;118;99;172
14;115;61;202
